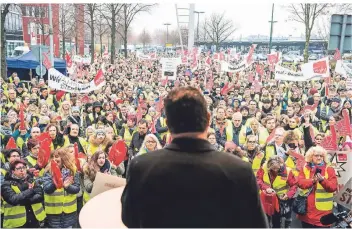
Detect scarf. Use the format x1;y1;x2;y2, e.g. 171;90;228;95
11;173;27;181
99;159;111;173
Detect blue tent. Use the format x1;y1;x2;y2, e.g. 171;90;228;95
6;51;66;80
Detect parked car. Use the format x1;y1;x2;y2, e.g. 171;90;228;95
282;55;294;62
308;54;318;60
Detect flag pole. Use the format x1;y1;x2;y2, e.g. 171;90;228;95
49;4;54;67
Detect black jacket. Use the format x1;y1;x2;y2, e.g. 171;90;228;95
121;137;268;228
1;173;44;226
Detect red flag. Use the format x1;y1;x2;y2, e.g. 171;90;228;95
37;132;51;143
267;52;279;65
65;51;72;68
73;143;82;172
256;64;264;76
37;138;51;168
55;90;66;101
6;137;17;149
93;69;104;86
220;52;225;61
183;49;188;56
302;103;318;113
313;60;328;74
43;52;52;69
253;80;262;93
220;82;229;95
248;72;254;83
325;76;330;96
19;104;26;131
181;56;187;64
246;44;257;64
334;48;341;61
289;151;306;172
213;53;219;60
108;140;127;166
51;160;63;189
161;75;168;86
335;109;352;137
81;95;90;104
320;124;338;150
266;128;276;143
205;57;211;65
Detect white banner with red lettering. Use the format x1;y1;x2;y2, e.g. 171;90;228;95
335;60;352;77
48;68;105;93
301;57;330;79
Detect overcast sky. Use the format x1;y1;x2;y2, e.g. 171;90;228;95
132;3;307;39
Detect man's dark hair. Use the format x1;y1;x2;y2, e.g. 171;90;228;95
138;119;148;126
164;86;209;134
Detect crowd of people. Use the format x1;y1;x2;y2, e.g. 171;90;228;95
0;49;351;228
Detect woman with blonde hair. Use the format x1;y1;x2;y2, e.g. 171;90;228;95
296;146;337;228
42;148;80;228
135;134;162;157
57;100;72;131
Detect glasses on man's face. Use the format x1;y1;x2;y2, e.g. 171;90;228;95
15;166;26;171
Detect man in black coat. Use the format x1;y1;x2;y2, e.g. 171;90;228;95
121;86;268;228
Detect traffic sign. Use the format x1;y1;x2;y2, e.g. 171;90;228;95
35;65;47;76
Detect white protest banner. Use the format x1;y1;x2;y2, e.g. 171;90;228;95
335;60;352;77
347;78;352;90
90;172;126;199
160;57;181;80
335;177;352;210
301;57;330;79
327;151;352;190
221;59;252;73
48;68;105;93
274;65;306;81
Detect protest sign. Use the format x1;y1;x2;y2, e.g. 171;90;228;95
301;57;330;79
327;151;352;190
221;59;252;73
160;58;181;80
90;172;126;199
274;65;306;81
48;68;105;93
335;177;352;210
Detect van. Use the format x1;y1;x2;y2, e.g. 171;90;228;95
13;46;30;57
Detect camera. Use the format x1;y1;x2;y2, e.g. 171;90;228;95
315;168;322;174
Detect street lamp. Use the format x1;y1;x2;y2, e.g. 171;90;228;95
268;3;277;54
194;11;204;44
163;23;171;44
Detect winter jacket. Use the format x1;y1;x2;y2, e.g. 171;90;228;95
42;171;81;228
296;163;338;227
1;173;45;227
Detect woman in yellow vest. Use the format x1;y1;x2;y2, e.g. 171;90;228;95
1;159;46;228
296;146;338;228
87;129;111;156
257;156;297;228
42;148;80;228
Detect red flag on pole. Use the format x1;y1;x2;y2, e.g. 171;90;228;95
93;69;104;86
19;104;26;131
334;48;341;61
65;51;72;68
43;52;52;69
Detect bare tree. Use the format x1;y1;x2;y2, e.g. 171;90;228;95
286;4;330;62
138;28;151;47
199;19;209;42
1;4;11;81
59;4;75;58
76;4;98;63
95;7;110;56
152;29;165;45
100;3;123;64
204;12;237;49
117;4;156;58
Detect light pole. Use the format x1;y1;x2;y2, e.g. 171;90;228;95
163;23;171;44
268;3;277;54
194;11;204;44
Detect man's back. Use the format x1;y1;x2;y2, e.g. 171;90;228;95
121;138;268;228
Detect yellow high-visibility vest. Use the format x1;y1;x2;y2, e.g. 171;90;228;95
3;185;46;228
123;126;137;147
300;167;334;211
263;166;291;195
158;117;169;140
251;152;265;176
44;188;77;215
